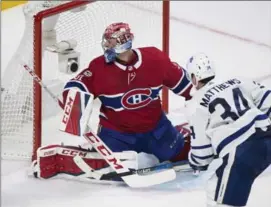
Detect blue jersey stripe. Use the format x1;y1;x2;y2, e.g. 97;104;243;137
64;81;87;92
98;86;162;111
267;107;271;116
217;114;269;154
99;95;123;110
152;86;162;97
214;154;229;201
191;153;214;160
191;144;212;150
84;94;90;108
172;73;191;94
190;154;200;165
257;90;271;109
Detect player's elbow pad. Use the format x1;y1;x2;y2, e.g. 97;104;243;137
59;88;94;136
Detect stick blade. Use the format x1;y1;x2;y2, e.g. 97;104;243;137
122;169;176;188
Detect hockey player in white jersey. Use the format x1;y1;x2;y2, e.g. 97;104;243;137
185;53;271;207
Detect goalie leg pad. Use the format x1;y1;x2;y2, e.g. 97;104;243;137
32;145;108;179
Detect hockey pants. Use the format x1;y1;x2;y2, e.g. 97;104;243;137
207;127;271;207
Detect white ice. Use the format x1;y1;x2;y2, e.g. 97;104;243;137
1;1;271;207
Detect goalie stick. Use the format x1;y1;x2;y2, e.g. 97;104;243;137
79;130;176;187
74;154;192;182
22;63;176;188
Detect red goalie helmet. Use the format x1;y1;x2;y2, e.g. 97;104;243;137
103;22;134;42
101;22;134;53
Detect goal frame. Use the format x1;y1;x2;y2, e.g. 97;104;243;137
32;0;170;161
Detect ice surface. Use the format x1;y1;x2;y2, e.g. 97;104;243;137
1;1;271;207
2;160;271;207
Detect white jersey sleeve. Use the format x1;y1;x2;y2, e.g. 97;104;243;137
241;80;271;118
187;78;271;167
188;106;215;167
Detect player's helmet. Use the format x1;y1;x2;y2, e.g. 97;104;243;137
101;22;134;63
186;53;215;85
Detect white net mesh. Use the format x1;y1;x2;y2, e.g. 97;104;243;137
1;1;165;160
1;6;36;159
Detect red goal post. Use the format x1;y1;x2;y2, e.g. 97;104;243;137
1;1;170;161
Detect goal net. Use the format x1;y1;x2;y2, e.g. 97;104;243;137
1;1;170;161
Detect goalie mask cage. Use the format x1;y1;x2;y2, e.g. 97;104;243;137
1;1;170;161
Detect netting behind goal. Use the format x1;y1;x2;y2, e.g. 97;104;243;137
1;1;169;161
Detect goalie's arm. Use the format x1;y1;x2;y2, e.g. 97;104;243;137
59;63;98;136
61;65;96;100
163;61;193;100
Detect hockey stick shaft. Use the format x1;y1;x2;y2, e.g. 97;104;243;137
99;160;191;180
73;154;191;181
23;64;64;108
82;130;176;187
22;63;176;187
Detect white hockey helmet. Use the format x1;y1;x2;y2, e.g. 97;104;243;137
186;53;215;85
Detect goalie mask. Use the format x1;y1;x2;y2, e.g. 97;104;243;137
101;22;134;63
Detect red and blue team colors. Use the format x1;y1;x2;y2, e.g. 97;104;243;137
62;47;193;162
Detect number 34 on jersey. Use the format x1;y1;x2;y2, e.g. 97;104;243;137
187;78;271;166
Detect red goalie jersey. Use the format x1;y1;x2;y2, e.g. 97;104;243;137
63;47;192;133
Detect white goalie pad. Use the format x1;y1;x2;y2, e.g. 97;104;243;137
59;89;94;136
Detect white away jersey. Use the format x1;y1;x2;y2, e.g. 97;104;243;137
187;78;271;167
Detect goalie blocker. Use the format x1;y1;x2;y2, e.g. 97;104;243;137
59;88;94;136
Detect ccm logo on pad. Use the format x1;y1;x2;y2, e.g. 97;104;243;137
62;97;74;124
61;149;87;157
